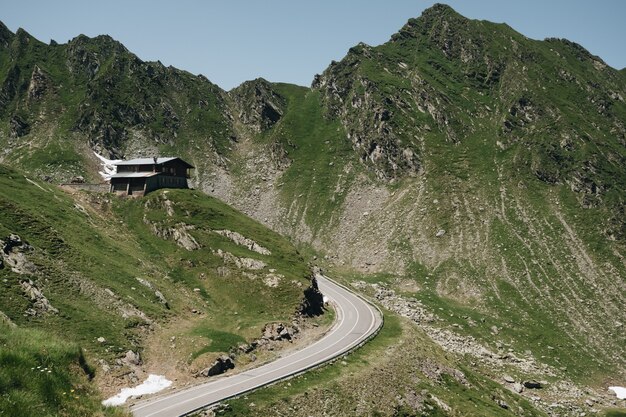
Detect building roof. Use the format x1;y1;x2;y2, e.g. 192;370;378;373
110;172;161;179
113;157;194;168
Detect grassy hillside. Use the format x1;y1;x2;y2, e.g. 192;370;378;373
206;5;626;415
217;315;548;417
0;23;234;183
0;164;315;413
1;4;625;415
0;323;128;417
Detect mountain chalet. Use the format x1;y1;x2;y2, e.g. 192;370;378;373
110;157;194;196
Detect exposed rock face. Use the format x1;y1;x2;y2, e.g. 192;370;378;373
27;65;49;101
1;234;36;274
21;279;59;315
214;230;271;255
69;276;151;322
199;355;235;377
213;249;266;270
313;51;421;180
9;115;30;138
299;270;325;317
136;277;169;308
145;219;200;251
229;78;286;132
263;272;283;288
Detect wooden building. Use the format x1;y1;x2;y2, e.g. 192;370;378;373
110;157;194;196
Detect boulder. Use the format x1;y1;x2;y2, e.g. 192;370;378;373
523;380;542;389
154;290;169;308
199;355;234;377
513;383;524;393
124;350;142;366
262;322;298;341
496;399;509;410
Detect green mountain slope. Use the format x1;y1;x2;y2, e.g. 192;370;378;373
214;5;626;413
1;3;625;415
312;4;626;236
0;22;234;182
0;164;317;414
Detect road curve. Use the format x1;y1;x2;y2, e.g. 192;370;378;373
131;276;383;417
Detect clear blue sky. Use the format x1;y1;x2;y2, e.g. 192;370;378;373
2;1;625;90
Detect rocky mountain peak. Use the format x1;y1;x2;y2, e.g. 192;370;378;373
421;3;461;19
230;78;286;133
391;3;465;42
67;33;129;56
12;27;37;49
0;21;14;48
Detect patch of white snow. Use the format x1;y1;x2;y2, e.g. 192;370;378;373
94;152;122;180
102;374;172;406
609;386;626;400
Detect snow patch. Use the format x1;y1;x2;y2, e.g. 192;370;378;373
102;374;172;406
609;386;626;400
94;152;121;180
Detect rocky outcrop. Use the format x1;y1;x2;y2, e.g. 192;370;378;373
68;275;151;321
313;55;421;180
263;272;283;288
213;249;266;270
21;279;58;316
123;350;142;366
9;114;30;138
198;355;235;377
136;277;169;308
1;234;36;274
214;230;271;255
261;322;299;341
298;269;325;317
229;78;286;133
145;219;200;251
27;65;49;101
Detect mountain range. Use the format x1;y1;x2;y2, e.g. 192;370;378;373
1;4;625;416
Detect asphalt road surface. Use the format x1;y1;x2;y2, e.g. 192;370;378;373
131;275;383;417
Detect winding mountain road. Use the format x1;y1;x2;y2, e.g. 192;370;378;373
131;275;383;417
